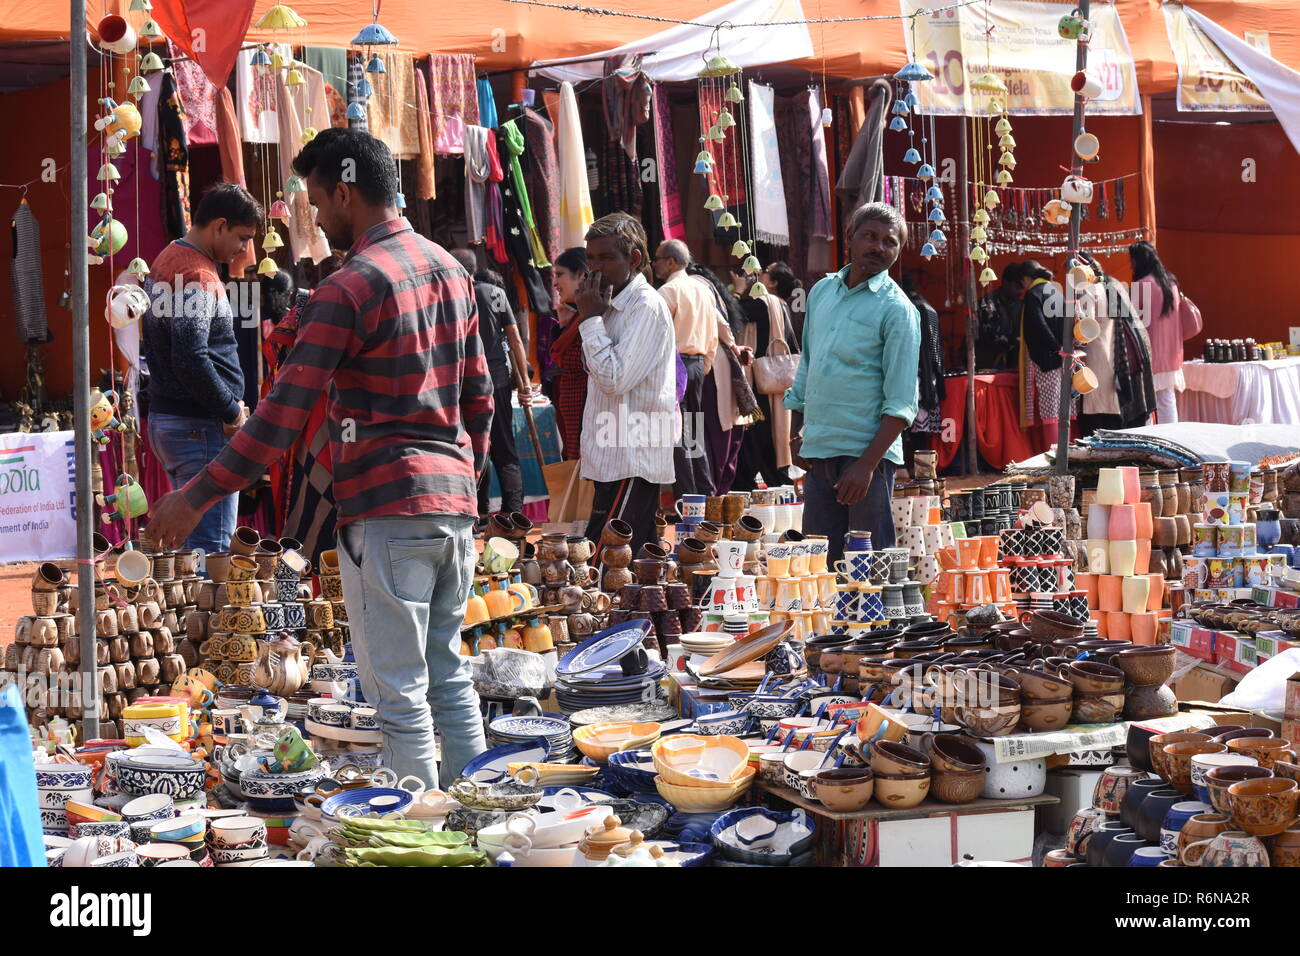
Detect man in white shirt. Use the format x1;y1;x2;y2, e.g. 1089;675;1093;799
575;213;677;555
654;239;716;498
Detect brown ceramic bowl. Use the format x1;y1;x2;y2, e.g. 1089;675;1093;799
1205;765;1273;815
1030;609;1086;642
1163;741;1228;794
955;702;1021;737
870;739;931;776
1071;690;1125;725
931;767;985;805
811;768;875;812
872;769;930;809
930;733;985;773
1149;731;1211;782
1226;777;1300;837
1010;665;1073;700
1114;645;1176;686
1065;660;1126;693
1020;695;1074;732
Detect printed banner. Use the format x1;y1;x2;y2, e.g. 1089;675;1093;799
901;0;1140;116
1163;4;1269;112
0;430;77;563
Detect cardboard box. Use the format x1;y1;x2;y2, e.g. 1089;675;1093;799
1171;622;1215;662
1040;769;1104;833
1172;668;1240;702
1254;632;1299;661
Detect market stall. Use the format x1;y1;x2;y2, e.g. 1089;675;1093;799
1178;356;1300;427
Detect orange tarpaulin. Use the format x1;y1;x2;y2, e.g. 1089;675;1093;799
11;0;1300;82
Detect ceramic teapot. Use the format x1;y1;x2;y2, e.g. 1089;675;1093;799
252;634;313;696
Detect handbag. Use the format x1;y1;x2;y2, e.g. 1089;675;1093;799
1177;290;1203;340
752;313;800;395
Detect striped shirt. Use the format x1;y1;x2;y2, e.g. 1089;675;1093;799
578;272;677;485
182;218;493;523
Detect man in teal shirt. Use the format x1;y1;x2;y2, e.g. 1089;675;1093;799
784;202;921;563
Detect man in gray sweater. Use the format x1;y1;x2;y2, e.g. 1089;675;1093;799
142;182;260;554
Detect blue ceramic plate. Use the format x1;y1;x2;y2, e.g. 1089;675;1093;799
319;787;414;820
460;740;549;781
488;715;570;739
556;620;655;677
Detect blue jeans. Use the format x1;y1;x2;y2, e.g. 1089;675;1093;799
147;412;238;554
802;457;898;566
336;514;487;788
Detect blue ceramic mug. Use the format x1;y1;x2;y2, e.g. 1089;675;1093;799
1127;846;1168;867
834;551;873;582
1161;800;1212;856
844;531;873;553
832;588;859;618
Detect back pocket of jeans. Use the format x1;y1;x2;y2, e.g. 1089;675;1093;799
387;538;446;603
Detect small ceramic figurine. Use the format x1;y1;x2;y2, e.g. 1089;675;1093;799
259;727;319;774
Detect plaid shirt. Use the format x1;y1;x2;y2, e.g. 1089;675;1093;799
183;218;493;524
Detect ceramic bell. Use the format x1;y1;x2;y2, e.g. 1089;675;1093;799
731;240;751;257
889;116;908;132
366;54;386;74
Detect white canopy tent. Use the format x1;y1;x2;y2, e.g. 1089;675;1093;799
530;0;815;82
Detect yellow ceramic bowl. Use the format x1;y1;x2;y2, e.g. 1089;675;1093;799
65;800;122;825
652;733;750;787
573;722;662;763
654;772;754;813
507;762;600;786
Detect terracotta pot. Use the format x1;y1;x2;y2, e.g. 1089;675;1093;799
600;520;633;549
1149;731;1211;783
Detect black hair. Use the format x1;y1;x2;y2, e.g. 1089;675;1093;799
1000;262;1024;286
554;247;589;274
764;261;802;303
291;127;398;206
686;263;744;338
474;267;507;289
1020;260;1052;282
1129;241;1174;316
261;269;296;322
194;181;262;228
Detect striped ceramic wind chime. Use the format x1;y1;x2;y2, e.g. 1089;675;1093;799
891;50;944;260
250;4;311;275
351;4;405;209
695;43;764;297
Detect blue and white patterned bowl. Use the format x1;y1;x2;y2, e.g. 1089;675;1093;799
606;750;660;793
113;754;206;799
319;787;413;820
239;765;326;798
695;709;751;736
34;764;94;791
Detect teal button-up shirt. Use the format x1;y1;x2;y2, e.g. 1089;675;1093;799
782;266;921;465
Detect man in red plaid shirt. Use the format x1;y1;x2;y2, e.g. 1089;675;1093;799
147;129;494;786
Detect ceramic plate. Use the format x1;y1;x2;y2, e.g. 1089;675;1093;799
568;704;677;726
697;621;793;678
319;787;414;820
556;620;654;677
488;715;570;739
460;740;549;782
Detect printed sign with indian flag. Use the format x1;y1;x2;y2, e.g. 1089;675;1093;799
1162;4;1269;111
900;0;1141;116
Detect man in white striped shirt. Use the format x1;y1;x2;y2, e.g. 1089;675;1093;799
575;213;677;556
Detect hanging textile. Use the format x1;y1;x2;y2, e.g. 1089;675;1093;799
168;40;219;146
151;0;255;90
835;79;891;211
346;56;369;133
748;81;789;247
597;136;642;219
653;86;685;241
808;89;833;241
501;119;550;267
697;84;747;243
303;47;348;103
10;200;49;345
158;71;192;239
140;76;164;177
501;183;551;314
324;83;347;128
556;81;595;249
235;43;289;143
426;53;479;154
465;125;491;244
775;93;808;282
367;52;420;159
412;69;437;200
478;77;499;130
0;683;44;867
521;106;561;264
275;66;332;263
484;130;508;264
602;54;652;160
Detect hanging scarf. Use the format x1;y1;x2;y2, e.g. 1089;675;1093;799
500;119;550;267
653;86;685;240
427;54;479;154
1019;277;1049;429
808;89;833;241
557;81;594;248
748;81;789;247
464;125;491;244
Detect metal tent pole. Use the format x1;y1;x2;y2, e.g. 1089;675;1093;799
1056;0;1091;476
70;0;99;741
957;117;977;476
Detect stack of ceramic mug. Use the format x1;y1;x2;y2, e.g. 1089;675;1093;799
606;536;699;651
1184;459;1291;599
1076;467;1168;646
756;531;836;641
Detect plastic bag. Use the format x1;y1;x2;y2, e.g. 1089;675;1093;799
1219;648;1300;712
472;647;548;700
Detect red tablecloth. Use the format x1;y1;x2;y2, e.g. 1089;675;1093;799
928;372;1046;471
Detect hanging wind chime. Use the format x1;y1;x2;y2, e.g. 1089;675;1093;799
352;4;403;208
894;15;943;260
